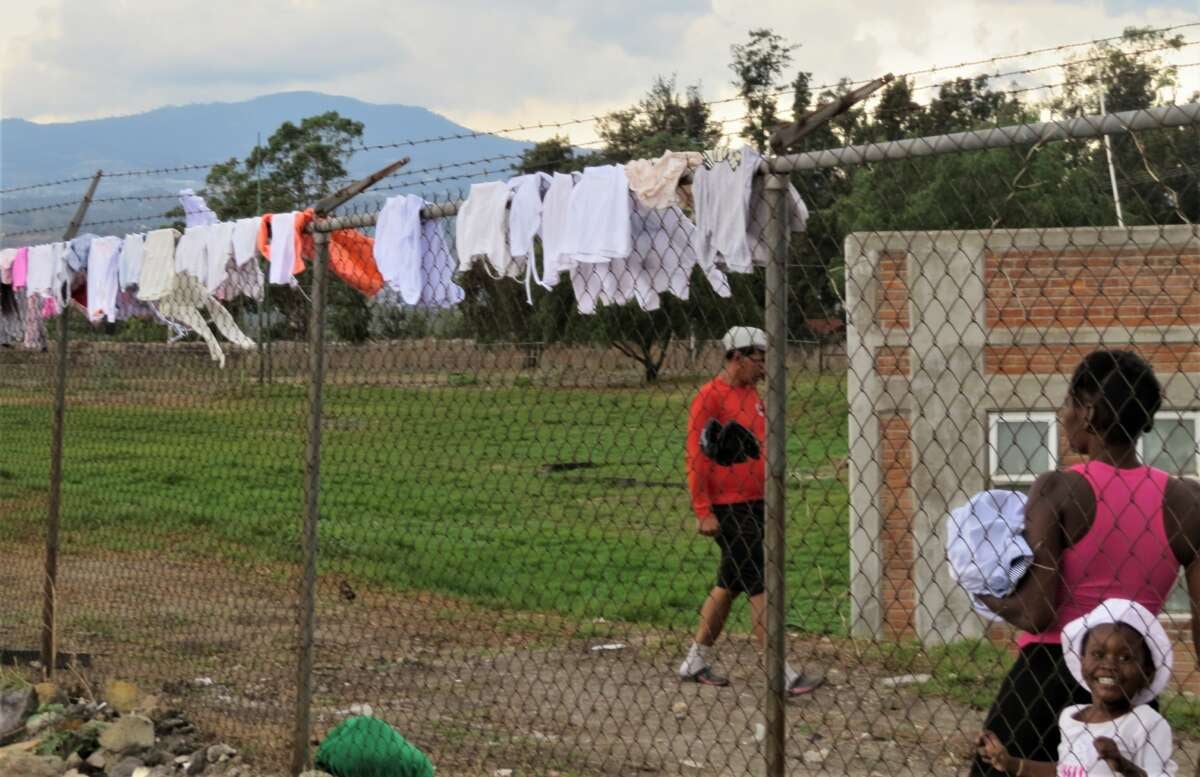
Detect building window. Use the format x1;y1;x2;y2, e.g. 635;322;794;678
1140;411;1200;478
988;411;1058;487
1145;411;1200;614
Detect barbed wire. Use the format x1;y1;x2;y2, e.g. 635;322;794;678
3;23;1194;198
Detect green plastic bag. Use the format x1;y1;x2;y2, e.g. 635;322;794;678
315;716;434;777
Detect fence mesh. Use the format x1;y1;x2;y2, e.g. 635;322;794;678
1;97;1200;777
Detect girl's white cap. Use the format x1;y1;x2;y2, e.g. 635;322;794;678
1062;597;1173;705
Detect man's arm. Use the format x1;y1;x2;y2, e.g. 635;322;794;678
686;387;717;534
977;470;1068;633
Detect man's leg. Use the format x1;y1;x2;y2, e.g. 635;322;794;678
749;594;823;697
680;586;737;685
696;586;735;646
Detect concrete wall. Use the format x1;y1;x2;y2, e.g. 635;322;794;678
846;224;1200;645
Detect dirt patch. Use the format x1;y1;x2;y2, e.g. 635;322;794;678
0;543;1196;776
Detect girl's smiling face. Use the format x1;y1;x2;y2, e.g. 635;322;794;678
1081;623;1153;711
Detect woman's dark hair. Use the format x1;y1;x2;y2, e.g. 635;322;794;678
1069;349;1162;445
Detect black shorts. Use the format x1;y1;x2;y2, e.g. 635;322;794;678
713;500;765;596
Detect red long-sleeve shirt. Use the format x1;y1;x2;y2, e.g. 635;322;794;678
686;377;766;521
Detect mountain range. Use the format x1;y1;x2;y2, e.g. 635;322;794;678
1;91;533;241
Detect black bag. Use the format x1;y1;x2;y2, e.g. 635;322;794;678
700;419;761;466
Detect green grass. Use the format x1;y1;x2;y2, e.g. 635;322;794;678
0;373;850;635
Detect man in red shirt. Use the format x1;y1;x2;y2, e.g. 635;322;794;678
677;326;822;695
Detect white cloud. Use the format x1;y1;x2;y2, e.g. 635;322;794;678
1;0;1197;141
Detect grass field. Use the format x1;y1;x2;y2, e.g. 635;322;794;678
0;372;851;635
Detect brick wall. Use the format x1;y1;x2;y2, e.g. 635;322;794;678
880;413;916;638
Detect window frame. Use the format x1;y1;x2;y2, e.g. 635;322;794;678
1137;410;1200;478
987;411;1059;486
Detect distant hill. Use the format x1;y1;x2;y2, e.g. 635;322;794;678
0;91;532;243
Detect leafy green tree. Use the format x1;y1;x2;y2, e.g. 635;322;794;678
730;29;796;151
202;112;370;341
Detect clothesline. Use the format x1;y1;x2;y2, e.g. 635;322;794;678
1;144;810;367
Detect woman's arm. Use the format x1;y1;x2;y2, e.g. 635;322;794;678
976;471;1068;633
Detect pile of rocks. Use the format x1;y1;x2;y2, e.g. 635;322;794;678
0;681;317;777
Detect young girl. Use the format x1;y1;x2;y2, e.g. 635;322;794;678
978;598;1177;776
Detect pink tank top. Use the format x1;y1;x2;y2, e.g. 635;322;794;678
1018;462;1177;647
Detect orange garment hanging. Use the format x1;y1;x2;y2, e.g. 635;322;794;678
256;209;383;297
256;210;313;277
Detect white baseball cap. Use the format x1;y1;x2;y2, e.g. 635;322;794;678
722;326;767;353
1062;598;1173;705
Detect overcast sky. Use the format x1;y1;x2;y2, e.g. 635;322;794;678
2;0;1198;144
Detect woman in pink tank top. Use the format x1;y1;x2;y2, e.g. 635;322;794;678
971;350;1200;775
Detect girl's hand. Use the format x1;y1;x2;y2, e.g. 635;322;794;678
1094;737;1146;777
978;731;1011;773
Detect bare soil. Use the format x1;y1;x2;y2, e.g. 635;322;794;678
0;543;1196;776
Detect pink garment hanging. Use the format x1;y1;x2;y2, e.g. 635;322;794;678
11;247;29;289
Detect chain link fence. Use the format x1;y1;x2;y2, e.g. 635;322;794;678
2;97;1200;776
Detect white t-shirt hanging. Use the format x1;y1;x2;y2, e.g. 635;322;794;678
374;194;425;304
538;172;575;289
419;217;464;308
268;212;299;286
632;200;730;301
507;172;551;260
561;164;631;263
204;221;237;294
175;225;211;286
456;182;516;278
119;233;145;291
232;217;262;267
138;228;181;302
85;235;123;323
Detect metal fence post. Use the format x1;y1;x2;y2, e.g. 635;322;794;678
41;169;103;677
763;171;790;776
292;228;330;775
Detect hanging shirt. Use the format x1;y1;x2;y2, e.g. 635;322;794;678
179;189;218;227
85;236;123;323
538;172;575;290
456;181;518;278
267;212;300;286
329;230;384;298
65;233;97;273
214;257;264;303
561;164;632;263
137;228;181;302
0;249;18;285
155;273;255;370
375;194;425;303
507;172;551;260
175;225;211;285
203;221;237;294
418;217;464;308
10;247;29;289
625;151;703;209
119;233;145;291
232;217;261;267
257;211;312;284
25;242;70;308
633;200;730;302
693;144;809;274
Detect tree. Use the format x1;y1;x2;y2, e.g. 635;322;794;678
202;112;370;341
596;76;721;162
730;29;796;151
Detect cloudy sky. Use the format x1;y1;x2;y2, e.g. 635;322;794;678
1;0;1198;144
